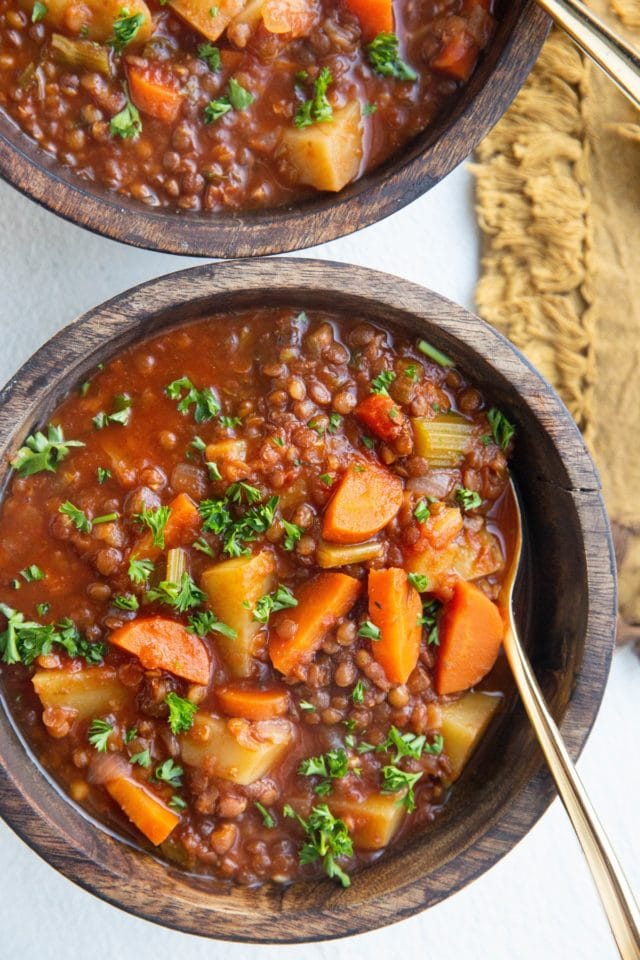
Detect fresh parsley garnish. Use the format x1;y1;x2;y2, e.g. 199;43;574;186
113;593;139;611
413;499;430;523
165;692;198;734
110;11;145;50
367;32;417;81
166;377;220;422
197;42;221;70
370;370;396;396
59;501;92;534
283;803;353;887
187;609;237;639
351;679;365;704
204;78;254;123
282;519;303;551
199;490;279;558
487;408;515;449
253;584;298;624
255;801;275;828
456;487;482;511
358;620;381;641
128;557;154;584
407;572;428;592
298;748;352;796
0;607;106;666
20;564;45;583
419;599;441;645
109;93;141;139
129;748;152;767
97;467;112;484
11;425;84;477
147;572;206;613
88;718;113;752
381;764;422;812
31;1;47;22
154;758;183;787
133;505;171;549
294;66;333;128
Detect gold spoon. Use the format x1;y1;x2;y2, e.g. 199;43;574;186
533;0;640;110
501;478;640;958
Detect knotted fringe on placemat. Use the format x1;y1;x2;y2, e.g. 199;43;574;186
471;16;640;645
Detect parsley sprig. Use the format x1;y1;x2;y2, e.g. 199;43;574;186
11;425;84;477
298;747;353;796
367;32;417;81
187;609;237;639
283;803;353;887
294;67;333;128
253;584;298;624
166;377;220;423
133;505;171;549
88;718;113;752
199;487;279;558
147;572;206;613
165;692;198;734
0;605;106;666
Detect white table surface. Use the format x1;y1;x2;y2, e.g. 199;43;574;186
1;165;638;960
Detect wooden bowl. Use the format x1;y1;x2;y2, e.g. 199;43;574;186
0;259;615;942
0;3;549;258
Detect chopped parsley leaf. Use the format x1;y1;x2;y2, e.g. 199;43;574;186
294;66;333;128
88;718;112;752
165;692;198;734
133;504;171;549
253;584;298;624
255;802;275;828
187;608;237;639
487;408;515;449
128;557;154;584
456;487;482;511
166;377;220;423
370;370;396;396
282;519;304;551
147;572;206;613
367;32;417;81
358;620;381;641
11;424;84;477
59;500;92;533
283;802;353;887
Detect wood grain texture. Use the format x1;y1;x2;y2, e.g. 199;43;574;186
0;259;616;942
0;3;549;258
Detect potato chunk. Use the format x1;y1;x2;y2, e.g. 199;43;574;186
330;793;405;850
19;0;153;43
440;691;501;782
179;713;293;784
201;550;276;677
32;666;129;721
168;0;245;42
405;526;504;595
280;101;363;192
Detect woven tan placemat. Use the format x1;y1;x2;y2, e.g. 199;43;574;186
472;9;640;645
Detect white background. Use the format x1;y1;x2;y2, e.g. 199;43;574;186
0;165;638;960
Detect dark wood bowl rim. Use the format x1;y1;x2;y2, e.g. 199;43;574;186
0;259;616;942
0;4;549;258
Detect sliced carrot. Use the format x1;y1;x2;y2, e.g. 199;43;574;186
431;33;479;82
322;462;403;544
132;492;201;562
127;63;183;123
354;394;407;443
106;777;180;846
215;682;290;720
109;616;210;685
368;567;422;684
435;579;504;695
343;0;392;39
269;572;361;676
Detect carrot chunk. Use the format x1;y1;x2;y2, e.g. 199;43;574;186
435;580;504;695
431;33;479;82
322;462;403;544
127;63;183;122
132;492;201;562
109;616;210;685
354;394;407;443
343;0;392;39
368;568;422;684
269;572;361;676
106;777;180;846
215;682;290;720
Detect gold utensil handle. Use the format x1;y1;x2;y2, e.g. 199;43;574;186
503;625;640;959
536;0;640;110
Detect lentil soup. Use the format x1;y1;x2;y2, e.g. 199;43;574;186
0;308;514;888
0;0;495;213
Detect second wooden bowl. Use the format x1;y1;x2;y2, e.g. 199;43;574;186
0;2;549;258
0;259;615;941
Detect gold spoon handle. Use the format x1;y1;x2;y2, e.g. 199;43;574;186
503;623;640;958
535;0;640;110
